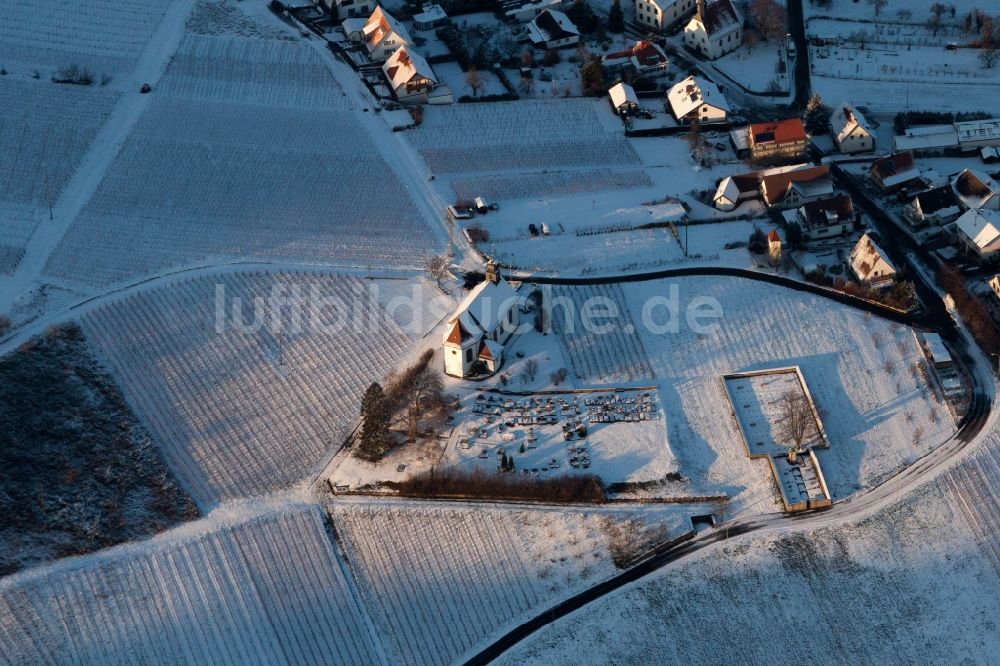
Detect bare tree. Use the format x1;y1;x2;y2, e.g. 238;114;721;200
520;47;535;68
550;367;568;386
521;358;539;383
749;0;787;41
427;255;450;288
384;350;449;442
464;65;482;96
868;0;888;18
981;46;1000;68
777;390;814;451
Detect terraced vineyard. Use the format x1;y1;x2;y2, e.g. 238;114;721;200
550;283;654;384
0;506;382;665
451;168;652;202
80;272;420;504
940;431;1000;575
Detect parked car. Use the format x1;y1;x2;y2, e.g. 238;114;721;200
528;224;539;237
541;223;551;236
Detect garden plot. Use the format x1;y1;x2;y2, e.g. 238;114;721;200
442;388;673;485
44;95;436;287
714;41;789;94
409;99;640;174
433;61;508;98
0;0;169;75
331;501;691;666
0;505;383;665
549;283;654;384
79;272;433;505
0;79;118;273
620;276;954;512
725;370;826;457
498;479;1000;666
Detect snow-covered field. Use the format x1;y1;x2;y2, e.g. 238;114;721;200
545;277;953;510
0;503;384;665
451;168;652;203
0;79;117;274
498;477;1000;665
0;0;169;75
331;501;692;666
79;271;443;505
940;430;1000;574
409;99;640;175
42;30;438;288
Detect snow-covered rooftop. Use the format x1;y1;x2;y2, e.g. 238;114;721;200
667;75;729;119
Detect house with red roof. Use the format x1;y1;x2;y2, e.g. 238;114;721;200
602;40;671;77
748;118;808;162
870;152;924;193
760;165;833;208
442;263;520;378
683;0;743;60
794;194;855;240
767;229;782;263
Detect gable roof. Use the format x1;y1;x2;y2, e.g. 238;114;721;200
850;233;896;281
871;151;922;189
768;229;781;243
830;102;875;144
478;339;503;361
750;118;807;146
450;276;519;338
953;169;1000;209
363;6;411;51
799;194;853;226
760;165;831;205
667;75;729;118
609;82;638;110
383;47;436;90
955;208;1000;250
914;185;959;215
695;0;742;36
530;9;579;40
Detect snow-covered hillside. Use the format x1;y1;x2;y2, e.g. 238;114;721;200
0;503;384;665
80;271;441;505
497;476;1000;665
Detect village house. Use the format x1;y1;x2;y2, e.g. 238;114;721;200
318;0;375;20
413;4;448;30
829;102;875;154
907;185;961;226
768;229;782;264
747;118;808;163
760;165;833;208
849;233;897;290
795;194;855;240
505;0;563;22
870;151;924;194
608;82;639;116
442;263;520;378
634;0;697;32
713;172;759;211
382;47;442;104
666;74;729;124
952;168;1000;211
683;0;743;61
954;208;1000;262
602;40;671;77
526;9;579;49
361;6;412;62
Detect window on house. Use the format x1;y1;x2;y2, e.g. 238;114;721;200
465;348;473;363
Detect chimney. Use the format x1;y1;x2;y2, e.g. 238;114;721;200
486;260;499;284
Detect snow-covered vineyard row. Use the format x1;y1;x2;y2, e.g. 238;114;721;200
332;505;621;666
81;272;418;505
451;168;652;203
158;34;353;110
550;283;654;384
0;0;168;74
44;93;436;286
0;79;118;274
410;100;639;173
0;506;383;665
941;432;1000;575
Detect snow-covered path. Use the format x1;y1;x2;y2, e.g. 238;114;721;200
0;0;195;315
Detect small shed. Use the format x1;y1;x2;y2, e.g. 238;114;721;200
413;4;448;30
608;82;639;116
922;332;953;369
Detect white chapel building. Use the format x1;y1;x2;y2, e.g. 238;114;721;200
442;263;520;378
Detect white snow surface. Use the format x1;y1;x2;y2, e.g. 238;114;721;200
79;271;444;506
0;502;385;665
